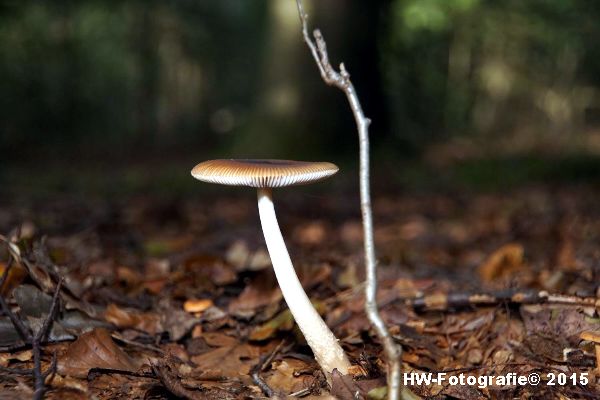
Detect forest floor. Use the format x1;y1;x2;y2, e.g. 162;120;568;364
0;181;599;399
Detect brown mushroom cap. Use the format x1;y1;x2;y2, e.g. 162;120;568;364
191;159;339;188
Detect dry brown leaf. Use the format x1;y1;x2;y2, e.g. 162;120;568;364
0;349;32;366
183;254;237;286
0;261;28;296
115;266;142;286
103;303;162;335
46;374;89;395
202;332;239;347
330;370;384;400
191;339;261;376
57;328;139;378
293;221;327;245
478;243;524;282
521;304;600;343
228;270;281;317
249;309;295;341
159;301;201;341
266;358;314;394
330;369;360;400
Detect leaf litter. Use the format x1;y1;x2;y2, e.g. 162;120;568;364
0;186;598;398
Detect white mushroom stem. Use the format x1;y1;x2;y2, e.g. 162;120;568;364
257;187;351;375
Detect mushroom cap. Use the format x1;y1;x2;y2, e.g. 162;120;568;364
191;159;339;188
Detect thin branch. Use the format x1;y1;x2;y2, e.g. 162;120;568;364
151;362;205;400
0;237;64;400
32;278;62;400
251;340;287;398
409;289;600;312
294;2;403;399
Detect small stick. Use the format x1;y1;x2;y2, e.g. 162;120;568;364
111;332;165;355
294;2;403;399
0;238;64;400
32;278;62;400
251;340;287;397
409;289;600;312
151;362;204;400
87;367;156;380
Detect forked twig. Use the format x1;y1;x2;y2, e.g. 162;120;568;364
0;236;63;400
251;340;288;398
294;2;403;399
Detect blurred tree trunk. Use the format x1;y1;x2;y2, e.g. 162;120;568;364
234;0;391;159
232;0;304;157
306;0;392;154
135;2;159;148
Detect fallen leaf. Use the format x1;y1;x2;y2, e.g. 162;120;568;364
58;328;139;378
115;266;142;286
103;303;162;335
293;221;327;245
46;374;89;395
191;338;261;377
330;369;364;400
0;349;32;366
478;243;524;282
266;358;314;394
249;309;295;341
228;270;281;317
159;298;201;341
521;305;600;344
183;254;237;286
0;262;27;295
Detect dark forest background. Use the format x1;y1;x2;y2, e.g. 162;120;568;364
2;0;600;196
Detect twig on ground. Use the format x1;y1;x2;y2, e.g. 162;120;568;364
294;2;403;398
251;340;287;398
289;388;311;397
409;289;600;312
32;277;62;399
151;362;204;400
0;236;63;400
111;332;165;355
87;367;156;380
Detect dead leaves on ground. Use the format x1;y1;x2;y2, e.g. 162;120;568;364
57;328;139;378
190;332;262;377
1;187;600;398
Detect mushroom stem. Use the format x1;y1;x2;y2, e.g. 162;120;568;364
257;187;351;375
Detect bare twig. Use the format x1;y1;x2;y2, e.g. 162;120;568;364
151;362;205;400
0;236;64;400
409;289;600;312
32;278;62;400
294;2;403;399
251;340;287;398
111;332;165;355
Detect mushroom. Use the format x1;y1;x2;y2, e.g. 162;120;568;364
191;159;351;375
580;331;600;373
